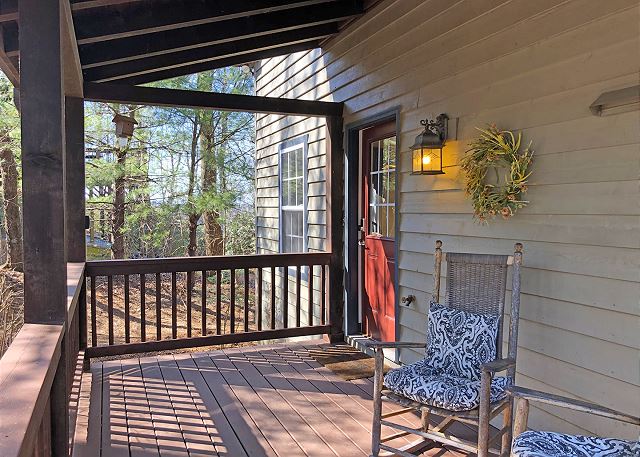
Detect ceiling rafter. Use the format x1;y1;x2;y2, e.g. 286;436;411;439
115;41;324;86
84;23;339;83
73;0;339;45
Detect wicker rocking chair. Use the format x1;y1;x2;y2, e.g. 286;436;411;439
368;241;524;457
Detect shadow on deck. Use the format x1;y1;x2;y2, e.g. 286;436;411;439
73;340;476;457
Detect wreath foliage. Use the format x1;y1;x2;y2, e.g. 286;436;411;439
460;125;533;222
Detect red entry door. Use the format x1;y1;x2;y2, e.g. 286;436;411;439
361;122;397;342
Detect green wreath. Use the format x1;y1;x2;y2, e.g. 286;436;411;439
460;125;533;222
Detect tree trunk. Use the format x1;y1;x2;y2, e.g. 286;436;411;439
0;130;23;271
186;113;201;256
201;109;224;257
111;147;126;259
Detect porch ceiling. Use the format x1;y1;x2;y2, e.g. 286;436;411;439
0;0;374;88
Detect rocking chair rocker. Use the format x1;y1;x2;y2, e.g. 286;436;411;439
368;241;524;457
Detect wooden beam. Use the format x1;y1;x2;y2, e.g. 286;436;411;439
65;97;86;262
77;1;363;67
0;30;18;86
19;2;68;455
74;0;340;44
71;0;147;11
84;82;344;117
113;41;324;86
85;252;332;276
85;325;331;358
326;115;345;342
61;0;84;97
84;24;338;83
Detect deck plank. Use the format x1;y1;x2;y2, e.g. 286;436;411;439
224;346;344;456
101;360;130;457
246;346;369;456
156;355;219;457
121;358;160;457
139;356;190;457
208;350;307;456
191;352;278;457
173;353;250;457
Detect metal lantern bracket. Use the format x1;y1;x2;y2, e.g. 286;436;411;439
421;113;449;142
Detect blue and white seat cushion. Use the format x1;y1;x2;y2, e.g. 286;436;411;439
383;358;509;411
384;302;508;411
512;430;637;457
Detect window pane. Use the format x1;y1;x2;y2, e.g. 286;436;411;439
387;171;396;204
387;206;396;239
296;177;304;206
385;137;396;169
370;141;380;173
370;172;380;205
295;147;304;178
369;204;378;234
282;151;289;178
378;206;387;237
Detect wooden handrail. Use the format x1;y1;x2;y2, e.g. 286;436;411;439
85;251;332;275
0;324;64;457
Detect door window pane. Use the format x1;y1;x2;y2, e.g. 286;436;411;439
367;135;396;239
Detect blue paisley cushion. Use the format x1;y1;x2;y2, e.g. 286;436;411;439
426;302;499;380
512;430;637;457
383;358;509;411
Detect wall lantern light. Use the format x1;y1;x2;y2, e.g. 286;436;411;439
410;113;449;175
112;113;138;148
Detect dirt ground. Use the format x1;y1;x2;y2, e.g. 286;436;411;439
89;271;259;347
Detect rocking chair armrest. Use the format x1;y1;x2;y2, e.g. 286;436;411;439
480;357;516;374
506;386;640;426
363;341;427;351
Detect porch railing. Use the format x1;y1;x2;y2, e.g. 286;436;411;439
84;252;332;358
0;264;86;457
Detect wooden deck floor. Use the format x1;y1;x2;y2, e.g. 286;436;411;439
73;340;472;457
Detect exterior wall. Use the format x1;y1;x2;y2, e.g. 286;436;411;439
255;0;640;439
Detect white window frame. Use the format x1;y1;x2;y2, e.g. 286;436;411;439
278;136;308;255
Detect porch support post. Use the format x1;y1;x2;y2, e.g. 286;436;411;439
65;96;86;262
326;114;345;342
19;0;68;455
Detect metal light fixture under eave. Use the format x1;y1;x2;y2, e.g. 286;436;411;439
112;113;138;148
410;113;449;175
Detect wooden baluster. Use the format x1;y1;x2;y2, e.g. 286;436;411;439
186;271;193;338
140;273;146;342
171;272;177;339
201;270;207;336
270;267;276;330
282;267;289;329
244;268;249;332
155;273;162;340
257;268;263;331
230;269;236;334
216;270;222;335
124;274;130;343
308;265;314;326
295;266;301;328
107;276;114;345
321;265;326;325
90;276;97;347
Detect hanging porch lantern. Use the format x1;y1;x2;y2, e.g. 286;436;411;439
410;113;449;175
112;113;138;148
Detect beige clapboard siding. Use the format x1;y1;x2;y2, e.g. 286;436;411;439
255;0;640;438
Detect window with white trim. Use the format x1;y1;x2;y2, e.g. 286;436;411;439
279;137;307;253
